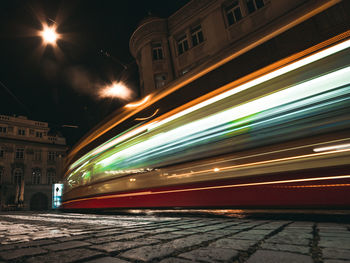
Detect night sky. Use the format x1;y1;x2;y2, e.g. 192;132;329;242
0;0;188;146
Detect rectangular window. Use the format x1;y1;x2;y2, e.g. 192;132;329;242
154;74;167;89
0;147;4;158
226;1;243;26
16;148;24;159
32;168;41;184
47;170;56;185
152;43;164;60
48;151;56;161
0;127;7;133
191;25;204;47
177;35;189;55
34;150;42;161
18;128;26;136
36;132;43;138
246;0;264;14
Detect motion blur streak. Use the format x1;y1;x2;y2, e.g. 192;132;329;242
68;36;350;172
62;31;350;209
63;175;350;205
313;143;350;152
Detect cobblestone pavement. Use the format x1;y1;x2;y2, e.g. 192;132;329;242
0;211;349;263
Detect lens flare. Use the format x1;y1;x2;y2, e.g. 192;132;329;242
41;24;59;45
99;82;132;100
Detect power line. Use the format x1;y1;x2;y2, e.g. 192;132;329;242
0;80;31;116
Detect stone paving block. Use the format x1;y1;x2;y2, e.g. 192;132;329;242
85;256;130;263
86;232;146;244
319;232;350;238
90;238;160;252
245;229;275;235
120;233;219;261
179;247;239;262
0;239;57;251
140;227;180;233
261;242;309;254
26;248;103;263
319;238;350;250
322;247;350;260
93;230;126;237
42;240;91;251
159;257;195;263
149;232;185;240
266;235;310;245
246;249;313;263
324;260;350;263
254;222;289;230
209;238;256;250
231;233;265;240
0;247;47;260
56;234;91;242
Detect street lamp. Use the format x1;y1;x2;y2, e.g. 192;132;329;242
99;82;132;100
40;23;59;46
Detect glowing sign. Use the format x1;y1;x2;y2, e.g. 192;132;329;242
52;183;63;209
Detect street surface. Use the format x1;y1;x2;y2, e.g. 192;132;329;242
0;211;349;262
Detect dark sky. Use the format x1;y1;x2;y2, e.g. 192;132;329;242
0;0;188;146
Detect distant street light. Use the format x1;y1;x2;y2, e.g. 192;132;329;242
40;23;59;46
99;82;132;100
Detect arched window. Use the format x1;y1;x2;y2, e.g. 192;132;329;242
32;168;41;184
13;168;23;184
47;169;56;184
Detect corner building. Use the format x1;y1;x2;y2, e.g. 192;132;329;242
0;115;67;210
130;0;350;96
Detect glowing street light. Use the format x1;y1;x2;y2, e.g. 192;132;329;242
99;82;132;100
41;24;59;45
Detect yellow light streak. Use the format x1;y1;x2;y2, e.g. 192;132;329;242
125;95;151;108
167;148;350;179
135;108;159;121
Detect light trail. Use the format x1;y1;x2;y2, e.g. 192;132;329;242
68;37;350;172
62;174;350;205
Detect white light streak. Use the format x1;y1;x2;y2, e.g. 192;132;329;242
313;143;350;152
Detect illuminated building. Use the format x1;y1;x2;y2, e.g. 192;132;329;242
130;0;350;96
0;115;67;210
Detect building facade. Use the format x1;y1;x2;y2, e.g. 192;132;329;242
0;115;67;210
130;0;350;96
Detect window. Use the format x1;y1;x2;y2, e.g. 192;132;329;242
15;148;24;159
246;0;264;14
34;150;42;161
191;25;204;47
13;168;23;184
0;126;7;134
0;167;3;183
226;1;243;26
32;168;41;184
154;74;167;89
0;146;4;158
36;131;43;138
177;35;189;55
47;169;56;184
152;43;163;60
48;151;56;161
18;128;26;136
30;129;34;135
